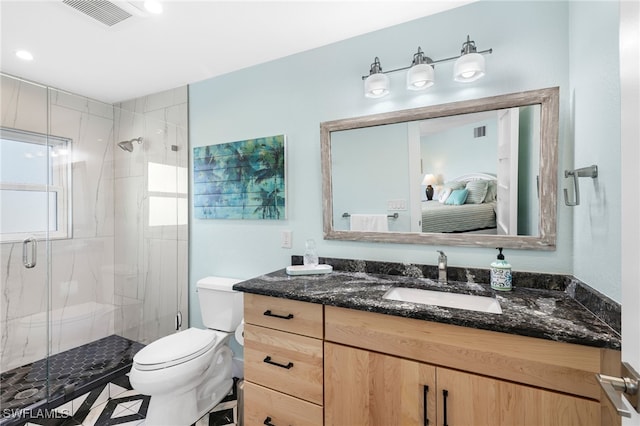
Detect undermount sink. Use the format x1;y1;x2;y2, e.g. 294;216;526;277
383;287;502;314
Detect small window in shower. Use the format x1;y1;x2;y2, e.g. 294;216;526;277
0;128;72;242
148;162;187;227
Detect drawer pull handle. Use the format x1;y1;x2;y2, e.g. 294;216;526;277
423;385;429;426
263;310;294;320
264;417;276;426
263;356;294;369
442;389;449;426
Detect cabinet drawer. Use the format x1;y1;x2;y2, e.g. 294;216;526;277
244;294;323;338
244;324;323;405
244;382;323;426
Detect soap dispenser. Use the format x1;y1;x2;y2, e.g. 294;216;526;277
490;247;512;291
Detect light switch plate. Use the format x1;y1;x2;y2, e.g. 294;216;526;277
281;230;292;248
387;199;407;210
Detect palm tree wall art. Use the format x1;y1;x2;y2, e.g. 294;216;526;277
193;135;286;219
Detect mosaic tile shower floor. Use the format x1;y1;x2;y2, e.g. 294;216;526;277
1;335;144;423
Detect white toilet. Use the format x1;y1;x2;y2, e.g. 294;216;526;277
129;276;243;426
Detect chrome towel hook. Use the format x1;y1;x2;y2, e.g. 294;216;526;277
563;165;598;206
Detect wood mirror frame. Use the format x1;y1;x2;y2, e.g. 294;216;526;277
320;87;559;250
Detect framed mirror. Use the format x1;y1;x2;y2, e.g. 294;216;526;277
320;87;558;250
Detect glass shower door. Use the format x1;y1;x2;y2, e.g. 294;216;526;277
0;75;54;418
113;92;188;346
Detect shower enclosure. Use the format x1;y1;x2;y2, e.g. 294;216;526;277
0;74;188;423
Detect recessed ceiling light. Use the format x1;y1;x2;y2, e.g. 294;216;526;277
15;50;34;61
143;1;163;14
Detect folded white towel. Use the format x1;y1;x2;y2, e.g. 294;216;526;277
350;214;389;232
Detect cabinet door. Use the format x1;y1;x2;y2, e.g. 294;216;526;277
437;367;600;426
325;342;436;426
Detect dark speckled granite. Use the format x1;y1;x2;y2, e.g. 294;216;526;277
291;256;620;333
234;257;621;351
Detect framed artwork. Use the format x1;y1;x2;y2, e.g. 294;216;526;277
193;134;286;219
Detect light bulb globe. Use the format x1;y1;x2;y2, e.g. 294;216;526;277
406;63;435;91
453;53;486;82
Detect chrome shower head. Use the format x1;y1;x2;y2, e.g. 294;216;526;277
117;140;134;152
117;137;143;152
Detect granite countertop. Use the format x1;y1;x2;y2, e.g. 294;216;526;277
233;266;621;350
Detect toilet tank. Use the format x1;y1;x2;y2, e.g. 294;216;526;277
196;276;243;332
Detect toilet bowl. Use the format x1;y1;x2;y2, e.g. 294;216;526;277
129;276;243;426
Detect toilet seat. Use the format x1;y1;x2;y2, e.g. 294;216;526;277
133;328;217;371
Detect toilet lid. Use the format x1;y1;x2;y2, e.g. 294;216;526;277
133;328;217;371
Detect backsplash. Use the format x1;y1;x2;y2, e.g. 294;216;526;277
291;256;621;335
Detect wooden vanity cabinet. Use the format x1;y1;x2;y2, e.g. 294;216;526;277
242;295;619;426
324;306;618;426
243;294;324;426
325;342;437;425
325;342;600;426
437;367;600;425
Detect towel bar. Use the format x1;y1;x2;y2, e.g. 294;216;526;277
563;165;598;206
342;212;399;219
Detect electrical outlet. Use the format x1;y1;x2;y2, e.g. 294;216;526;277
281;230;292;248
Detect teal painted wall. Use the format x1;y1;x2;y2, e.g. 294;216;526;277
421;119;498;182
569;1;621;301
332;123;410;232
189;0;621;328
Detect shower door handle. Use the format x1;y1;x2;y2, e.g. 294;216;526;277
23;237;37;268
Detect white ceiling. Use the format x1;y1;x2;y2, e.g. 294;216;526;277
0;1;473;104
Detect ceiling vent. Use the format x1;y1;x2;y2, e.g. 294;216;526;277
62;0;133;27
474;125;487;138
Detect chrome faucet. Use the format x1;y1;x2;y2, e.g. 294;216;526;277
437;250;447;283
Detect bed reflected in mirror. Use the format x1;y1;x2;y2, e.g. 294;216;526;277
419;173;499;234
321;87;558;250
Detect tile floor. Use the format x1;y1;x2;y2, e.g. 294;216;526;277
16;375;239;426
1;335;239;426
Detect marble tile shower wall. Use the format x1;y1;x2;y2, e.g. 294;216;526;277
1;76;116;371
113;87;189;345
0;75;189;373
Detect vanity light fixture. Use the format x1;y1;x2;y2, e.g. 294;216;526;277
453;35;486;82
362;35;492;98
364;57;390;98
406;47;435;90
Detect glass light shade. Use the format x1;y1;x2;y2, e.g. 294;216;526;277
406;63;435;91
453;53;486;82
364;73;390;98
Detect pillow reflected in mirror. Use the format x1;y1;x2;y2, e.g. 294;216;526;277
438;188;453;203
484;180;498;202
445;189;469;205
465;180;489;204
